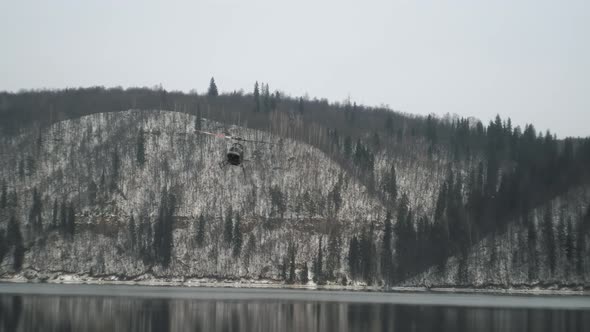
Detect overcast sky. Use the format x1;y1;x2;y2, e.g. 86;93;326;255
1;0;588;137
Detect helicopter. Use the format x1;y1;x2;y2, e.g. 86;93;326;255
195;129;274;172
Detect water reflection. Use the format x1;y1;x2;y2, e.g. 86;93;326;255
1;294;589;332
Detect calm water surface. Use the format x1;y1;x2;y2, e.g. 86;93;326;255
1;283;589;332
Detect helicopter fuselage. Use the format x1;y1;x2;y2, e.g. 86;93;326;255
226;142;244;166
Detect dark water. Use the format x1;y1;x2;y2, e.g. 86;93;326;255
1;284;589;332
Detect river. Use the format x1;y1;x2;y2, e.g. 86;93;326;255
1;283;589;331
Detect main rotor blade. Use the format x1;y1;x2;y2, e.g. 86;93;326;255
245;139;275;145
196;130;274;144
195;130;231;140
233;137;275;144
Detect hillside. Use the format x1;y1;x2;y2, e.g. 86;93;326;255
1;88;589;289
404;185;590;289
0;110;451;282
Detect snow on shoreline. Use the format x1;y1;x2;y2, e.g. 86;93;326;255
1;274;588;296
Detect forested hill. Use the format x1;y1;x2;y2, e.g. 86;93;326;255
1;84;589;288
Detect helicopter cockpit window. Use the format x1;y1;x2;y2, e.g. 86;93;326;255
227;151;241;165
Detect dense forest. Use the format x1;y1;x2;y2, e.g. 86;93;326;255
1;80;589;288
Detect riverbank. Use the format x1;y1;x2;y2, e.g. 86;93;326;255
1;272;588;296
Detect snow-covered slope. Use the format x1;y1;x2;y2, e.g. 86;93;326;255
1;110;391;280
403;186;590;289
1;110;587;289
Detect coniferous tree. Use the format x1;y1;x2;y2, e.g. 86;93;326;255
270;185;286;219
59;198;67;234
353;139;370;171
395;194;415;280
0;179;6;209
281;256;288;280
6;188;18;208
243;233;256;267
449;174;470;254
329;176;343;216
434;183;447;223
253;82;260;113
343;136;352;158
0;230;6;265
372;132;381;150
485;155;499;202
99;170;106;194
348;236;360;280
67;203;76;236
489;233;499;271
51;199;58;228
288;242;297;283
26;155;37;176
299;262;309;284
396;128;404;142
136;128;146;167
543;204;556;275
565;217;575;265
224;207;233;246
360;231;369;281
426;114;437;146
326;232;341;280
18;159;25;179
381;211;394;285
313;236;324;284
406;210;417;273
298;97;304;115
270;91;279;110
29;187;43;230
154;195;166;263
382;164;398;203
26;155;36;176
457;251;469;285
576;223;585;276
385;115;393;134
196;214;206;247
526;213;538;281
154;189;175;267
159;87;168;109
558;213;567;265
110;149;121;192
129;214;137;251
576;208;589;276
207;77;218;97
263;84;270;112
432;187;450;270
416;215;430;271
165;194;176;265
7;215;25;271
140;214;154;265
8;189;18;208
194;104;202;131
467;162;485;238
302;191;316;221
232;212;242;257
359;223;376;284
87;180;98;206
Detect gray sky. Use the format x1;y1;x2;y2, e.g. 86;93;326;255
1;0;589;137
